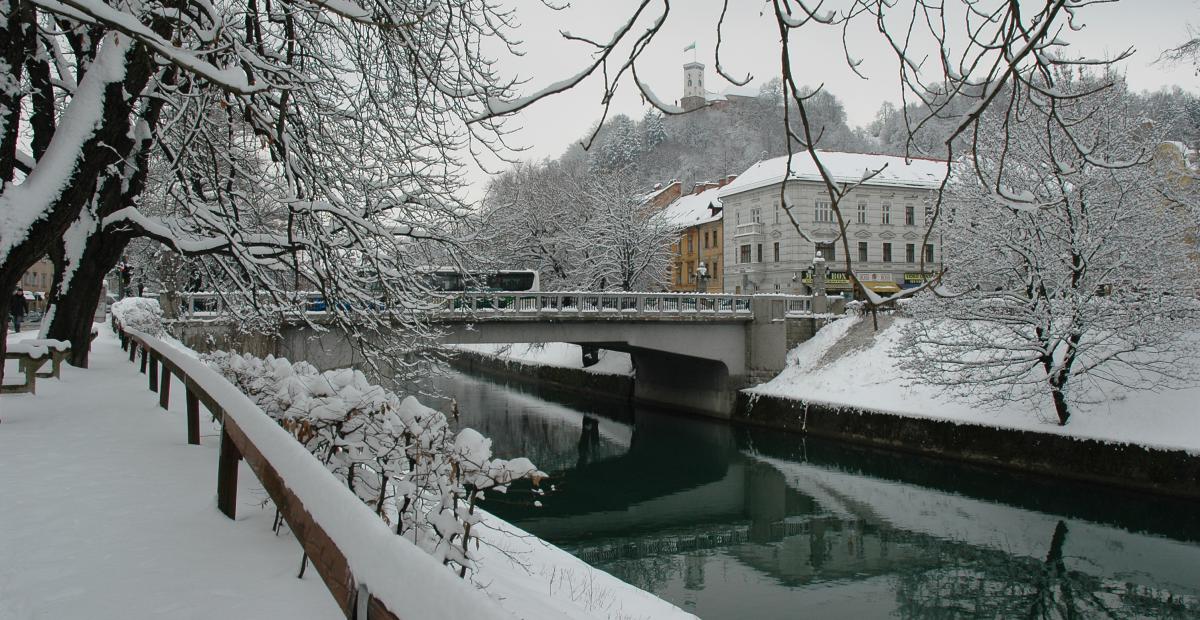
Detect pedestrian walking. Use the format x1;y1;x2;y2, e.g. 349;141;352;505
10;287;28;333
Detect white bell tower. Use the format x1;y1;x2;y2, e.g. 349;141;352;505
681;62;706;111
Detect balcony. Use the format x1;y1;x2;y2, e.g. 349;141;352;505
733;222;764;238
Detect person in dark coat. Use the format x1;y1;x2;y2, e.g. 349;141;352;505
10;287;28;333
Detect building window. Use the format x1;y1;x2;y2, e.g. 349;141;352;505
858;242;868;263
703;231;709;249
675;265;682;285
925;205;933;225
711;263;718;280
925;243;935;263
774;283;781;291
686;261;694;283
774;202;781;224
816;242;835;261
857;203;867;224
736;210;742;225
815;201;832;223
756;243;763;263
882;242;892;262
687;233;693;254
881;203;891;225
905;205;915;226
905;243;915;263
773;242;780;262
740;244;751;264
713;230;719;246
751;207;762;223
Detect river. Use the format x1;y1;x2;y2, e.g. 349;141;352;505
421;369;1200;619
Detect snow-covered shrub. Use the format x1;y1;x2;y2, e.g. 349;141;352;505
111;297;165;337
203;351;545;578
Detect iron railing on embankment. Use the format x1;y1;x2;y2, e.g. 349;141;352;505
112;321;509;620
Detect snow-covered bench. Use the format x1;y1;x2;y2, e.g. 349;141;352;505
2;340;71;395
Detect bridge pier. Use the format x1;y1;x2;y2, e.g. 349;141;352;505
627;348;741;417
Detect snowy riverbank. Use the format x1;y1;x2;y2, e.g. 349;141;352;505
0;327;693;620
749;314;1200;455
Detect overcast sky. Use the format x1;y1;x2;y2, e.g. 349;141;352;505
467;0;1199;194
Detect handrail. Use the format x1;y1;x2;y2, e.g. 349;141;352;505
112;322;510;620
170;291;820;318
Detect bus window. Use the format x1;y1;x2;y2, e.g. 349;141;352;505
487;272;536;291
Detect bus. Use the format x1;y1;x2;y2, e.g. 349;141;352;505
422;268;540;293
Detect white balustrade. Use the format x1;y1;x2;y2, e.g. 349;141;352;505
168;291;819;321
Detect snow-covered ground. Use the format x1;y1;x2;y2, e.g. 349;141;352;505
750;315;1200;454
0;327;692;620
452;343;633;376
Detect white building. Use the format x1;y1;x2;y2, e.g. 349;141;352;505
717;151;947;296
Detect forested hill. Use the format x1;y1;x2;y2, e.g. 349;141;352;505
559;77;1200;192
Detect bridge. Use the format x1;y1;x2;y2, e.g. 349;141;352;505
170;291;843;416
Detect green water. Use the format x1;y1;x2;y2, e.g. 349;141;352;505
430;370;1200;619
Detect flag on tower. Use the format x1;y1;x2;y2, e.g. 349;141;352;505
683;41;696;52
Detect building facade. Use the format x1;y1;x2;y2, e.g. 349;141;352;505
18;257;53;311
718;151;945;296
655;179;734;292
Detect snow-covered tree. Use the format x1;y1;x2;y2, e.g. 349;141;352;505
570;172;674;291
899;76;1200;425
0;0;526;378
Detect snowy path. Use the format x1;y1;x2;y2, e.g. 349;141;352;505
0;328;338;619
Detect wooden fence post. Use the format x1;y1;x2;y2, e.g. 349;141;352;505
217;419;240;519
149;352;159;392
158;367;170;409
139;347;148;374
186;388;200;445
129;341;137;363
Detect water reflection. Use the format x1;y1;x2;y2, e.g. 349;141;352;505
428;370;1200;619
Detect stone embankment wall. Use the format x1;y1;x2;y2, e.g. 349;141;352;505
735;392;1200;500
447;351;634;405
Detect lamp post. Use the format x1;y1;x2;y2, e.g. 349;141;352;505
695;261;709;293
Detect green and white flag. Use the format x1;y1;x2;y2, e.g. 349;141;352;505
683;41;696;52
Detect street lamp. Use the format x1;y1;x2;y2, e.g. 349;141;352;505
695;261;709;292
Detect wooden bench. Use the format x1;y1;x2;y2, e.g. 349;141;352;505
2;340;71;395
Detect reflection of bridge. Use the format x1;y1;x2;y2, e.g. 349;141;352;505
174;292;836;416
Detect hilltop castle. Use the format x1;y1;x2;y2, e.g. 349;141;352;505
678;61;759;112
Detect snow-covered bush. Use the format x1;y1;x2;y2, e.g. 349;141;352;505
203;351;545;577
111;297;165;337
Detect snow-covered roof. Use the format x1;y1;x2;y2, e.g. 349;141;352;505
719;150;948;198
702;84;759;103
639;180;679;205
654;185;723;229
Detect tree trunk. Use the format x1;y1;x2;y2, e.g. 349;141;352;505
1049;379;1071;426
0;301;8;386
44;231;132;367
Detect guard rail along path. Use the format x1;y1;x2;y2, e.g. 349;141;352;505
111;321;512;620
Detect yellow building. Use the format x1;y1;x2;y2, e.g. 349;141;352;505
18;257;53;311
656;178;734;293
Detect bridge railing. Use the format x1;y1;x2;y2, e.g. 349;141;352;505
436;292;756;316
167;291;822;320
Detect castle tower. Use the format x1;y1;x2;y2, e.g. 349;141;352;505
681;61;706;111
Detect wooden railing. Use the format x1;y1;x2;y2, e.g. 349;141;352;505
113;322;508;620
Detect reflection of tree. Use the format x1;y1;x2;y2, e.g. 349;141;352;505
596;553;691;595
894;521;1200;619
